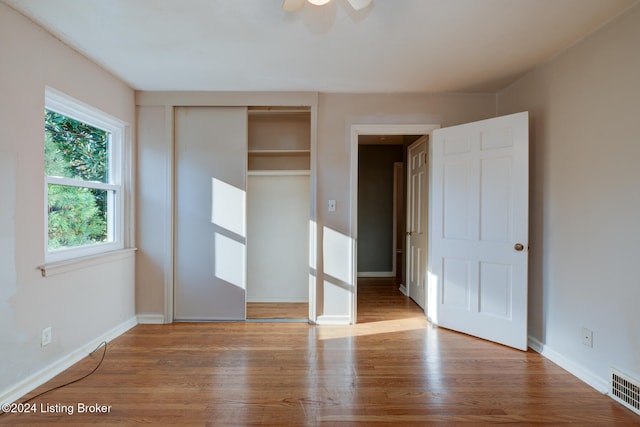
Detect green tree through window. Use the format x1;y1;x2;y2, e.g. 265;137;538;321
45;110;109;250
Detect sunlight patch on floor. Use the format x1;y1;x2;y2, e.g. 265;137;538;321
317;316;428;340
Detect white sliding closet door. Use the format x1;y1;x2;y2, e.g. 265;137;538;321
247;173;310;302
174;106;247;320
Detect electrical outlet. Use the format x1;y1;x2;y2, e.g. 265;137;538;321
581;327;593;347
41;327;52;347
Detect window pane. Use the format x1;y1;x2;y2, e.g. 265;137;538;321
47;184;111;250
44;109;109;183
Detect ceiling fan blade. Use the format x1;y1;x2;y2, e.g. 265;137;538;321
282;0;305;12
347;0;372;11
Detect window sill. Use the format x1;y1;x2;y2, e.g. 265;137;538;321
38;248;137;277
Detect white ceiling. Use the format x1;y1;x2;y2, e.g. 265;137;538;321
3;0;637;93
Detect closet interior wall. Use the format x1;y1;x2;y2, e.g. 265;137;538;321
246;108;311;308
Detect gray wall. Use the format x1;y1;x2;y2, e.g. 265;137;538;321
497;4;640;391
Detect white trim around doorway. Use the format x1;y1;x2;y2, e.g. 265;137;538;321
349;124;440;324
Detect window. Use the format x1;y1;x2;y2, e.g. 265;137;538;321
44;88;127;262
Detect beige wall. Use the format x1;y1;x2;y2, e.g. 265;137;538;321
317;93;496;233
315;93;496;320
135;92;496;322
135;106;169;316
0;3;136;400
497;4;640;390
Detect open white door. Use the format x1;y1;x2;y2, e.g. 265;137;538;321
407;136;428;310
430;112;528;350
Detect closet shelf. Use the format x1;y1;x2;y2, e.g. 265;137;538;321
247;106;311;115
248;170;310;176
248;149;310;156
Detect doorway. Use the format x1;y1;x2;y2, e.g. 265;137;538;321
350;114;529;349
350;124;441;324
357;140;404;280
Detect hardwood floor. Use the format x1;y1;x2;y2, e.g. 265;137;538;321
246;302;308;320
3;280;638;425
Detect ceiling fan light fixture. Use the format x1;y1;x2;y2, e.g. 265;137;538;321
282;0;305;12
346;0;372;11
282;0;372;12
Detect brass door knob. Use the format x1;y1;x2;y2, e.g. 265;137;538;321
514;243;525;251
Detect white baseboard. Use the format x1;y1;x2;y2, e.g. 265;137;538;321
315;315;351;325
136;313;166;324
0;316;138;405
528;336;608;394
398;285;408;296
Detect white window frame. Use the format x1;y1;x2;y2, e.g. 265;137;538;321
44;87;128;264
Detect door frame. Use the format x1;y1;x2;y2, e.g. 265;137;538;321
349;124;440;324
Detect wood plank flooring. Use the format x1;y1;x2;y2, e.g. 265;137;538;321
2;280;638;425
246;302;308;320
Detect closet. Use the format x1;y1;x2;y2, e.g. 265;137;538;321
246;107;311;317
174;106;248;321
173;104;312;321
